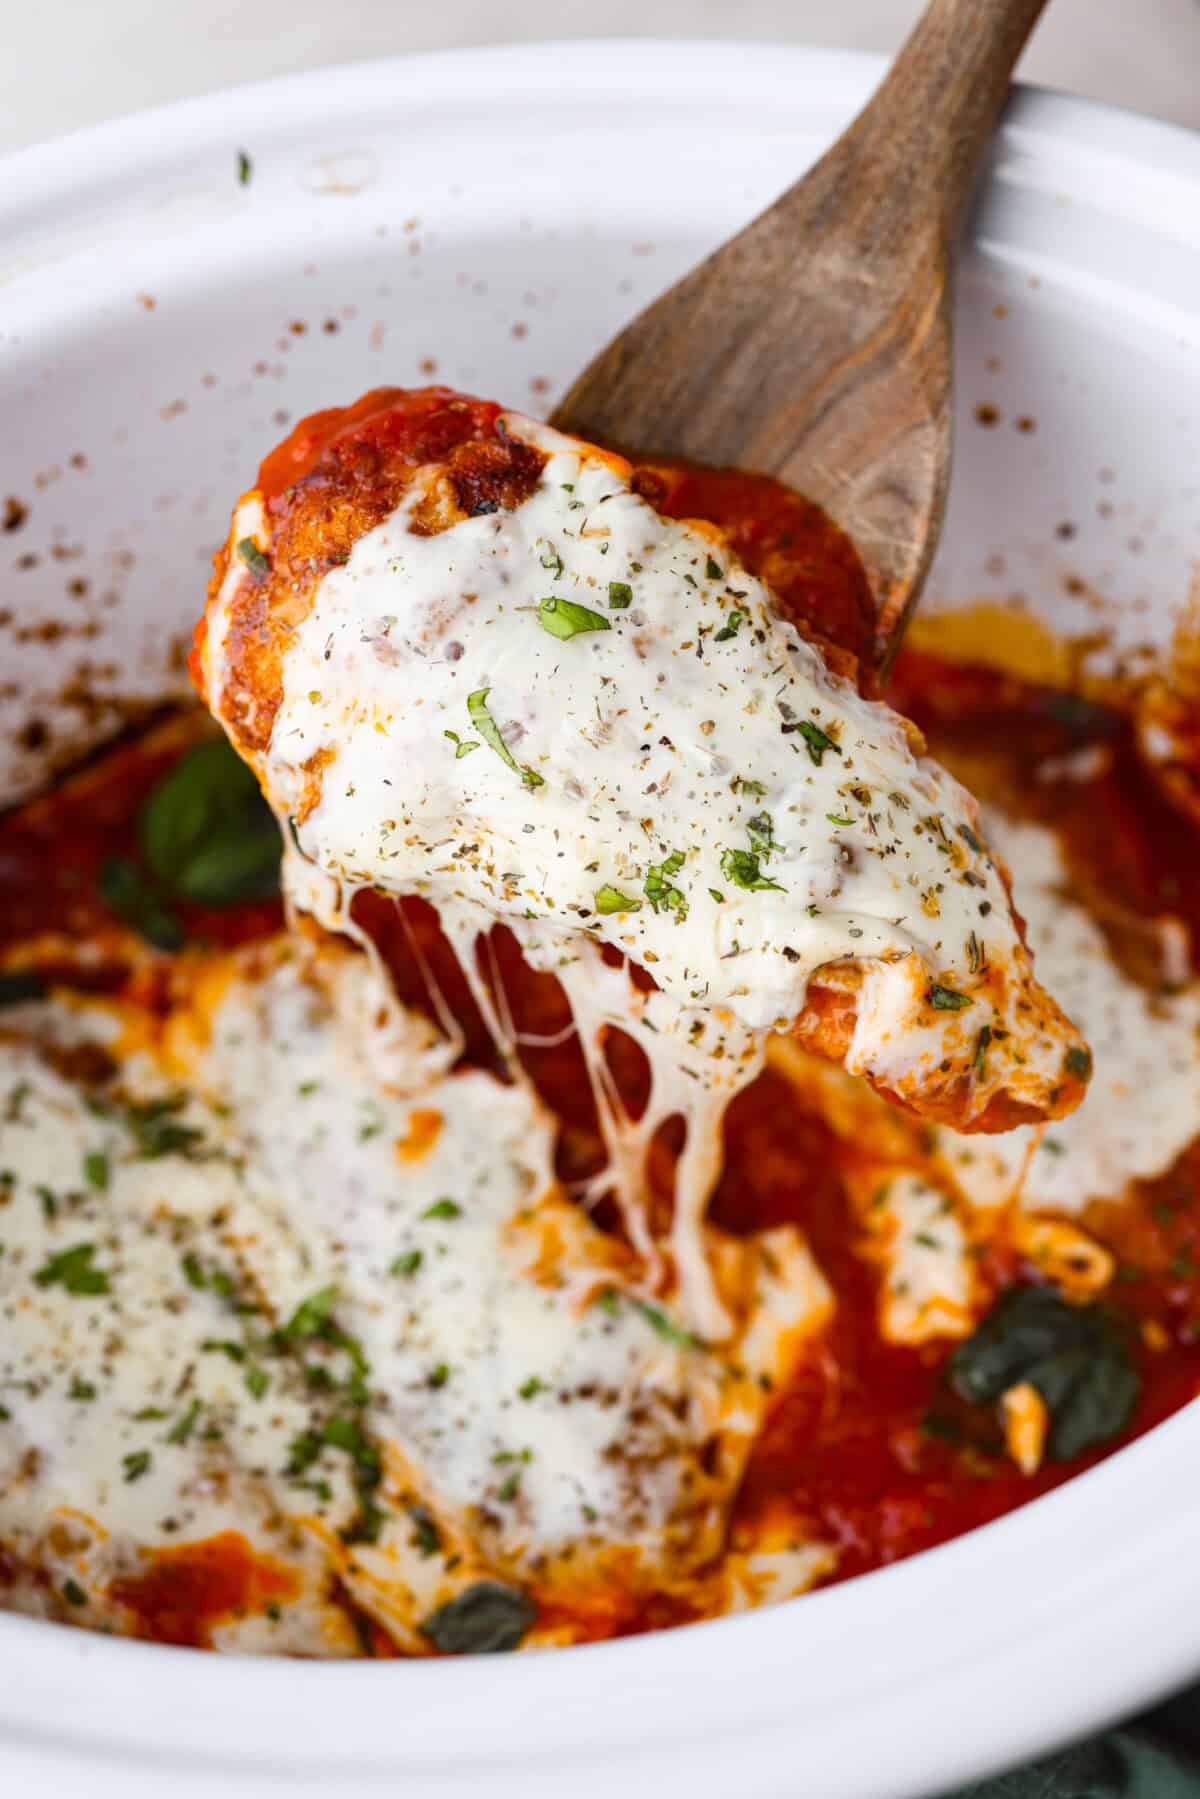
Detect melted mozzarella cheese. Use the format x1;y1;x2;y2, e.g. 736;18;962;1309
937;815;1200;1214
0;943;833;1647
0;1024;357;1653
864;1172;973;1346
202;417;1083;1333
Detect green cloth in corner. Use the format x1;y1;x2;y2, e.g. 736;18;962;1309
947;1709;1200;1799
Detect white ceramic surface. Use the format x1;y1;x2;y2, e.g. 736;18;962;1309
1;42;1199;1799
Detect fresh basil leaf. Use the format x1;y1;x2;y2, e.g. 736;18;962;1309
420;1581;536;1655
139;738;281;907
99;856;183;951
949;1286;1140;1462
537;597;612;640
466;689;544;790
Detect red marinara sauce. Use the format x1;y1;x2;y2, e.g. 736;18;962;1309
108;1532;300;1649
251;386;877;667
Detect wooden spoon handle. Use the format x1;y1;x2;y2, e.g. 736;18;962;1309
807;0;1049;268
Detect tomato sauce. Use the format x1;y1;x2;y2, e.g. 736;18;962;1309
7;444;1200;1633
108;1532;300;1649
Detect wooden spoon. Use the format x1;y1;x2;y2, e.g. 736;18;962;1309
551;0;1049;672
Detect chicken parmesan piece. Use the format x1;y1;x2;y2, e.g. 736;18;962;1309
192;388;1088;1333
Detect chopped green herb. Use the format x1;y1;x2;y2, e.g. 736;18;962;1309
134;1406;169;1421
409;1504;441;1558
928;984;972;1011
794;720;841;767
321;1414;376;1462
746;812;776;858
68;1376;97;1402
357;1105;384;1143
1065;1046;1093;1082
958;823;984;854
636;1300;701;1350
201;1338;246;1363
34;1243;110;1297
973;1024;992;1079
719;848;785;894
444;729;480;759
244;1365;270;1400
121;1095;207;1160
236;537;271;580
83;1150;110;1192
391;1249;422;1278
286;1432;323;1478
62;1578;88;1607
826;813;854;827
428;1363;450;1389
168;1400;202;1445
644;849;688;918
496;1469;521;1503
320;1415;384;1543
122;1450;152;1483
708;888;725;904
594;884;642;915
607;581;632;609
282;1285;339;1340
732;776;767;797
705;557;723;580
421;1198;461;1222
594;1287;620;1318
236;149;252;186
714;610;743;643
467;688;544;790
540;549;564;577
518;1375;546;1400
